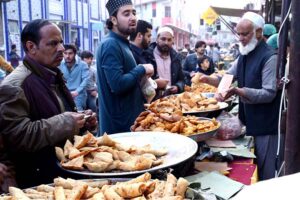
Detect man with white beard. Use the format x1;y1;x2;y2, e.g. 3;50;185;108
196;12;282;181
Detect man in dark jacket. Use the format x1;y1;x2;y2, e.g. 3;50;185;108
144;26;185;97
0;19;97;188
197;12;281;181
129;19;153;65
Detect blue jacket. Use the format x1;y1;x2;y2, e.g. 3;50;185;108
59;57;90;110
96;31;146;135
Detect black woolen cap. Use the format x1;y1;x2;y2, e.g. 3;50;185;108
106;0;133;16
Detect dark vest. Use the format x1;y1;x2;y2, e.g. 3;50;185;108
237;41;281;136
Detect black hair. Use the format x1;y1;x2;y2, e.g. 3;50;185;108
106;11;118;30
129;20;153;41
21;19;52;52
195;40;206;49
64;44;77;54
80;50;94;59
11;44;16;50
198;57;209;65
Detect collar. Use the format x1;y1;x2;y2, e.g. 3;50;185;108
109;31;130;44
23;55;61;85
61;56;80;67
130;43;143;56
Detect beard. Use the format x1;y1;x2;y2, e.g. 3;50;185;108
239;34;258;55
117;25;136;36
141;38;150;49
157;44;170;54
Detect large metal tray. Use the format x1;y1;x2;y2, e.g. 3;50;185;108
59;132;198;177
183;102;228;118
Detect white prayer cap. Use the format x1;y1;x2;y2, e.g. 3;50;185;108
242;12;265;29
157;26;174;37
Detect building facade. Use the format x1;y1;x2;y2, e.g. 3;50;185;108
1;0;105;59
133;0;198;50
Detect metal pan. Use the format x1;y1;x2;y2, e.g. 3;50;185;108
58;132;198;177
183;102;228;118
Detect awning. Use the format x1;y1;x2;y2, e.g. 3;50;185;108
211;6;260;17
91;22;104;32
164;24;197;37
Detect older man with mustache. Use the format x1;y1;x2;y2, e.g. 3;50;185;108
197;12;282;181
0;19;97;188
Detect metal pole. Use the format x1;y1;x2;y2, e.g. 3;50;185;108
285;0;300;175
276;0;291;80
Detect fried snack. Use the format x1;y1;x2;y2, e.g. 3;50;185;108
175;178;189;198
132;110;220;136
67;183;88;200
114;182;146;198
57;133;167;173
97;133;116;147
126;172;151;184
61;155;84;170
55;147;66;162
9;187;31;200
54;177;76;189
83;161;110;172
54;186;66;200
102;185;124;200
90;191;105;200
163;174;177;197
147;180;165;199
3;173;189;200
63;140;73;157
92;152;113;163
74;133;94;149
36;184;55;193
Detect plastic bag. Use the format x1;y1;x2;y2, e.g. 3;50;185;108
216;111;243;140
141;77;157;103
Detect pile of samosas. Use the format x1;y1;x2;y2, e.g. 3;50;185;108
186;72;217;93
55;133;167;173
161;92;220;113
3;172;189;200
131;109;220;136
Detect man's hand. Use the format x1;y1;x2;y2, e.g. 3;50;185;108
155;79;169;89
71;91;79;98
66;112;86;129
168;86;178;94
190;71;196;77
143;64;154;77
198;74;210;84
83;109;98;131
90;90;98;97
223;87;246;99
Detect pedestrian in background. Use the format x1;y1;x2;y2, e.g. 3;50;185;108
59;44;90;111
8;44;20;68
80;50;98;114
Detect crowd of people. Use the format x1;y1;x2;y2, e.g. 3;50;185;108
0;0;283;193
